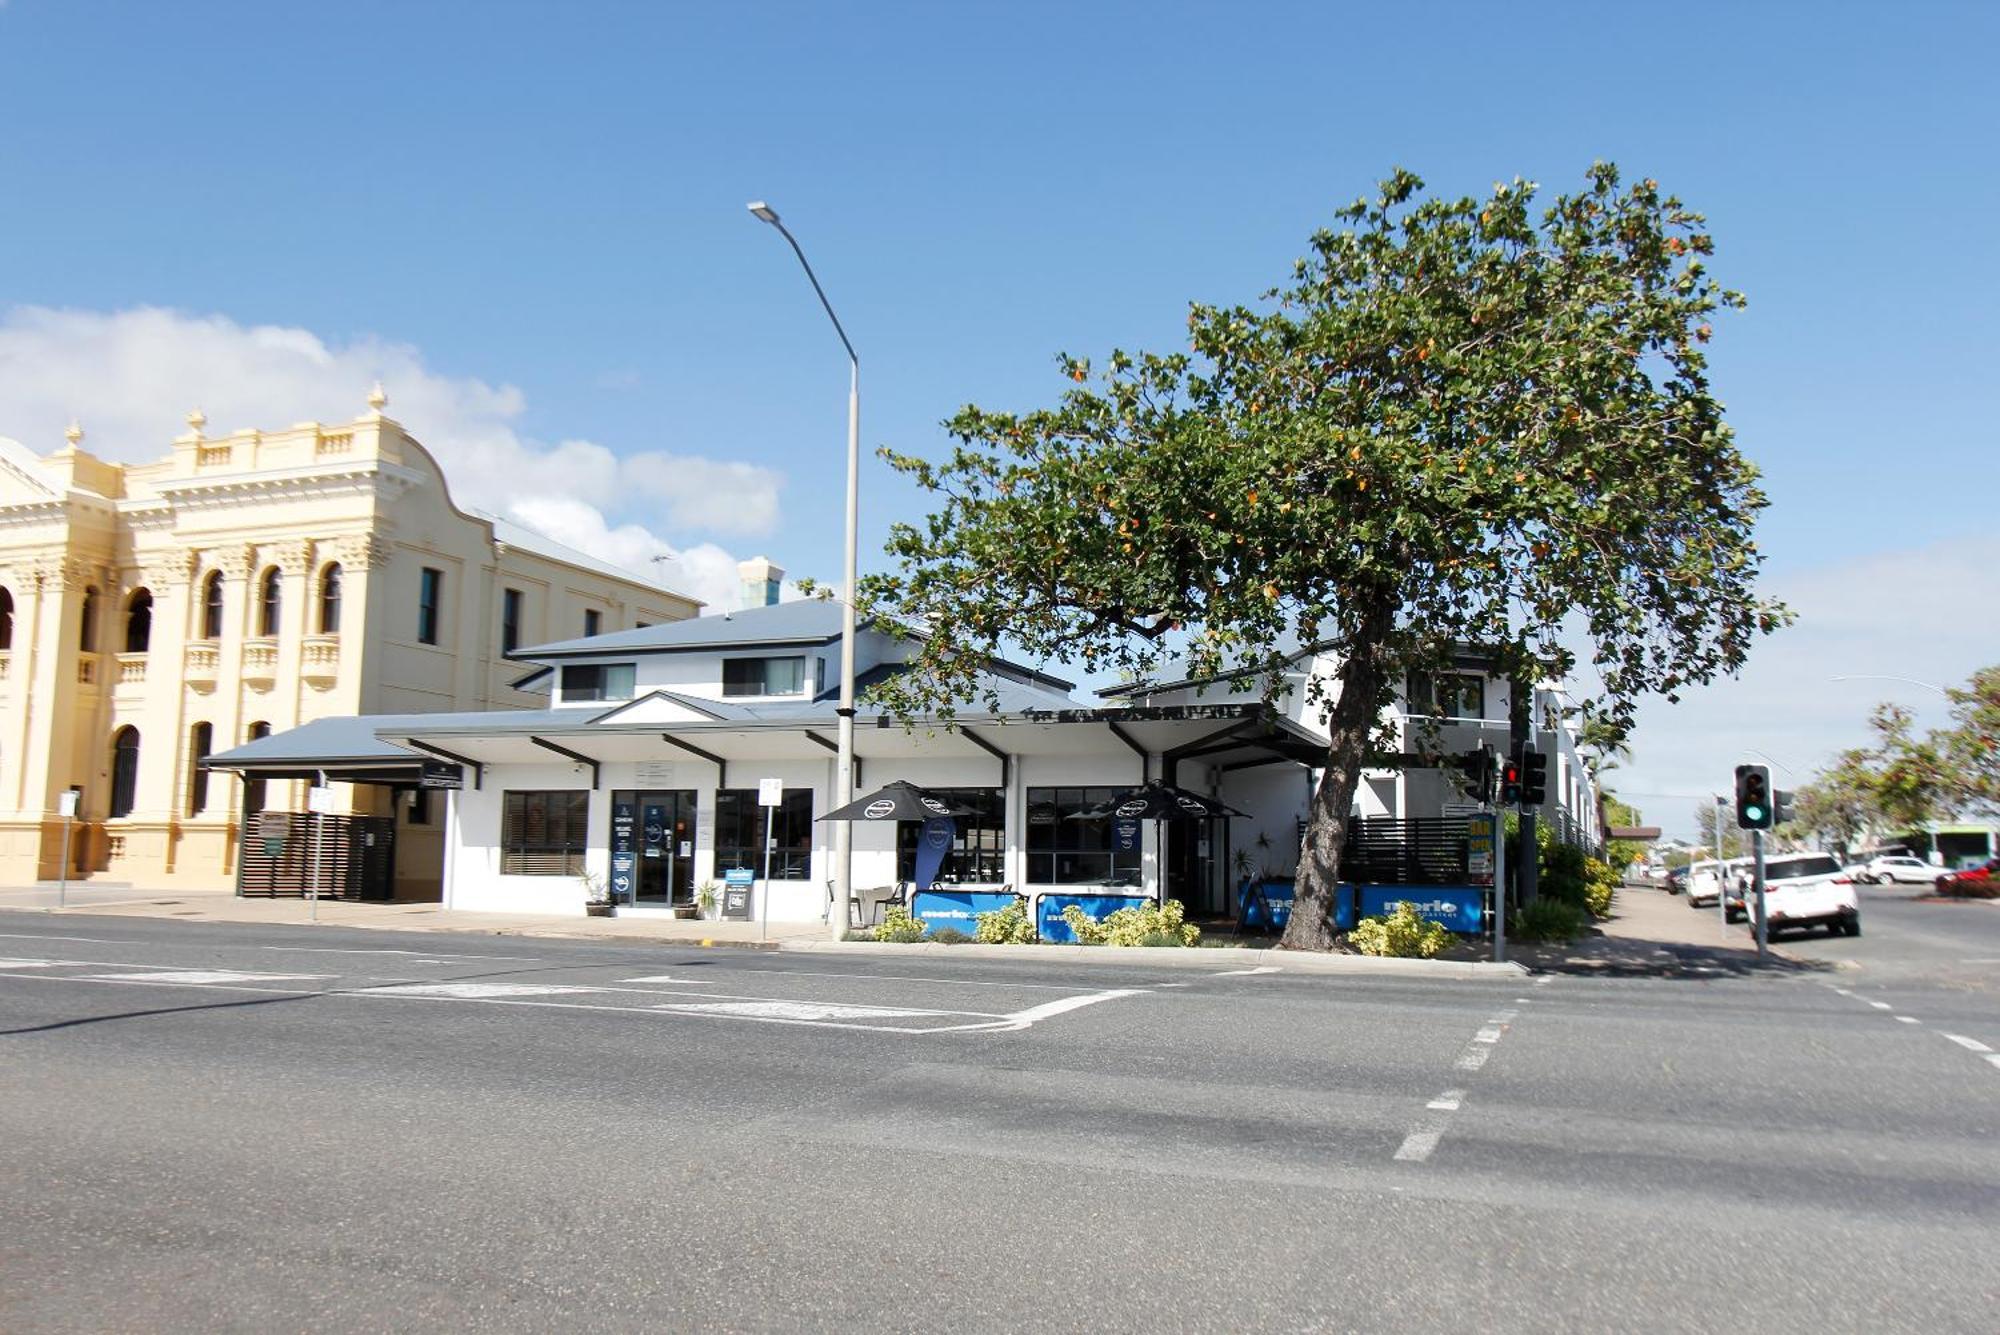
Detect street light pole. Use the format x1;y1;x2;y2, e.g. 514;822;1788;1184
749;201;859;942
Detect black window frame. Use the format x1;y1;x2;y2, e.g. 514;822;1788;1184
721;655;807;697
318;563;342;634
501;790;590;876
124;588;153;654
201;570;225;640
714;788;816;880
108;726;140;819
1026;786;1144;886
559;662;636;703
187;721;212;815
501;587;523;653
895;787;1006;885
0;584;12;650
257;567;283;638
1408;671;1486;721
582;608;601;638
78;586;99;653
417;567;443;645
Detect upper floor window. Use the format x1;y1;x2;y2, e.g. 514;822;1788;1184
257;567;283;637
418;567;442;645
187;721;213;815
559;662;635;703
318;563;342;634
124;588;153;654
502;588;523;654
1407;672;1486;722
722;655;806;697
78;587;100;653
201;571;225;640
0;584;15;651
583;608;602;637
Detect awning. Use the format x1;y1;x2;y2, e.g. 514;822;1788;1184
203;715;467;789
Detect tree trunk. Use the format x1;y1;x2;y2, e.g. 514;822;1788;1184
1280;596;1396;951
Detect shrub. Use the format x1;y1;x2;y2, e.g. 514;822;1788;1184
974;898;1037;944
1346;902;1455;958
1583;858;1619;918
1512;897;1587;942
1061;899;1200;947
871;906;929;943
929;927;972;944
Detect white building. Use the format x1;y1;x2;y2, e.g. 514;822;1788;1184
212;595;1603;922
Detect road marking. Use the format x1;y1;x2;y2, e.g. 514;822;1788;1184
1393;1124;1444;1162
0;933;119;943
1427;1090;1465;1111
84;969;330;985
655;964;1083;991
657;1000;969;1022
1868;1001;1893;1010
363;982;607;999
1474;1026;1504;1044
1004;989;1148;1027
1211;966;1281;977
1454;1046;1491;1072
1895;1015;1920;1024
1155;982;1192;988
1986;1054;2000;1072
1942;1034;1992;1053
620;974;718;984
258;946;544;962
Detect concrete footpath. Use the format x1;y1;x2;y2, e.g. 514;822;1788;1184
1;881;1786;978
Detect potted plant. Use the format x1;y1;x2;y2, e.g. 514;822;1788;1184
696;880;720;920
581;870;615;917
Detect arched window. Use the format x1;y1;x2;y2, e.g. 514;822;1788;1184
78;587;99;653
318;563;342;634
243;721;271;814
187;721;213;815
124;588;153;654
109;726;140;819
0;585;13;651
257;567;283;637
201;571;225;640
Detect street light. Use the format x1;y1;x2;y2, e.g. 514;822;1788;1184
748;200;860;942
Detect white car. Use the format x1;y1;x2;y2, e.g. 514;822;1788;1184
1753;853;1860;937
1687;857;1751;909
1858;854;1934;885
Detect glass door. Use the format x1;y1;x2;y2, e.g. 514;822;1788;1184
620;790;698;906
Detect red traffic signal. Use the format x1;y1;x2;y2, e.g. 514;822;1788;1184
1501;758;1523;805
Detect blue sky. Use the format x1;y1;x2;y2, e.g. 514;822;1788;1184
2;1;1994;833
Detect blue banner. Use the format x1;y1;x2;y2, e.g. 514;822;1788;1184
1036;891;1154;943
913;815;956;891
1237;882;1485;934
910;889;1020;936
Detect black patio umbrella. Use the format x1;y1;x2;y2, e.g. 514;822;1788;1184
1074;782;1246;904
818;780;976;823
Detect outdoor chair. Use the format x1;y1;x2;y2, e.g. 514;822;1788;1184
849;881;906;929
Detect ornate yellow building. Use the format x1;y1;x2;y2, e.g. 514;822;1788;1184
0;389;699;891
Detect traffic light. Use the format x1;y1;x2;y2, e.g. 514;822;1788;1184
1521;748;1549;805
1500;750;1523;806
1454;747;1497;804
1734;763;1772;829
1773;789;1797;826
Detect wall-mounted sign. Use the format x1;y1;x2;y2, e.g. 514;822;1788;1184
419;761;464;790
635;762;676;786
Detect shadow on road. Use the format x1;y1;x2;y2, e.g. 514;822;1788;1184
0;991;322;1036
1514;931;1835;979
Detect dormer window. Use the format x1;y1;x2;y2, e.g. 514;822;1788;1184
723;655;806;697
559;662;635;703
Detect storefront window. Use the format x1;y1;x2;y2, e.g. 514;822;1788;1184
714;788;815;879
898;788;1006;884
1026;786;1143;886
501;790;589;875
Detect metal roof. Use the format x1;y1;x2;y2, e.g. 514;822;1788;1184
514;598;847;658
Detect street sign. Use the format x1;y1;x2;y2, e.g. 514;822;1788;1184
758;777;784;807
419;761;463;790
307;784;336;814
57;790;80;818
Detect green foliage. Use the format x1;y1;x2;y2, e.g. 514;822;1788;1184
928;927;972;944
858;164;1781;951
973;898;1036;944
1512;897;1588;943
1346;902;1455;958
1534;840;1616;918
1061;899;1201;947
871;906;929;944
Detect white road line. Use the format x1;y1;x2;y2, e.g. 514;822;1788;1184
258;946;544;961
1473;1026;1505;1045
1868;1000;1893;1010
1942;1034;1993;1053
1895;1016;1920;1025
620;974;718;984
1004;989;1147;1026
85;969;332;985
653;964;1083;991
363;982;608;999
657;1000;978;1022
1986;1055;2000;1073
0;933;120;943
1454;1046;1491;1073
1427;1090;1465;1111
1211;966;1282;977
1393;1126;1444;1162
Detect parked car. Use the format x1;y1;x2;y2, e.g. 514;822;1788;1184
1936;857;2000;896
1664;866;1688;895
1859;854;1937;885
1751;853;1861;937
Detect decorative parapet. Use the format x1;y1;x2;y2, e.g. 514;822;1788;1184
315;430;355;457
184;641;219;691
241;638;278;685
302;633;340;686
115;652;148;686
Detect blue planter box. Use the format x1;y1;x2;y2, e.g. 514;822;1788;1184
1034;891;1155;943
909;889;1020;936
1239;880;1488;934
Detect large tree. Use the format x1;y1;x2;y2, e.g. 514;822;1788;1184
862;165;1786;950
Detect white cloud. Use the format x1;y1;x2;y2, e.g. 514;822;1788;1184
1618;536;1991;838
0;304;787;611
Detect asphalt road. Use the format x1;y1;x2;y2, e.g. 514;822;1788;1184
2;911;1996;1333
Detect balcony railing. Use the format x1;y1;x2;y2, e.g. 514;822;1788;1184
302;633;340;685
184;642;219;690
241;639;278;684
115;652;148;686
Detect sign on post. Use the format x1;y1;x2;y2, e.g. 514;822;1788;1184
758;777;784;807
307;785;336;814
57;790;80;818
